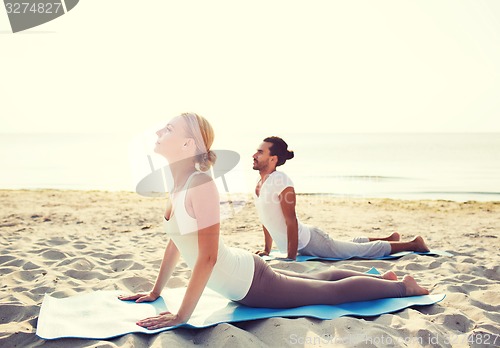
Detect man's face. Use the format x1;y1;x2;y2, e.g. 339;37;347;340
252;142;275;171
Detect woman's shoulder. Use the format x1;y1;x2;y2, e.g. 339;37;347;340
188;172;218;197
186;171;220;217
190;171;214;186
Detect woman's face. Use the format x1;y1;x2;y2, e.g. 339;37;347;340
154;116;189;159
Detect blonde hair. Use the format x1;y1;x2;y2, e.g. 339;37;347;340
181;112;217;172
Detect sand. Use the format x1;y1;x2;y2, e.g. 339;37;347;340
0;189;499;347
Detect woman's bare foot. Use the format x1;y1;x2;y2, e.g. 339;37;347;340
403;275;429;296
411;236;430;252
382;271;398;281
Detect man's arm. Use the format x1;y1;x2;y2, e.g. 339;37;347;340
256;225;273;256
279;186;299;260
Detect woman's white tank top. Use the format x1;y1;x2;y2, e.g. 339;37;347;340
163;172;254;301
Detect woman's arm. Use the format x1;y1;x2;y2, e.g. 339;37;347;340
151;239;181;297
118;239;180;302
176;221;219;321
136;174;220;329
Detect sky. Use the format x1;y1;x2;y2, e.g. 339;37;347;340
1;0;500;137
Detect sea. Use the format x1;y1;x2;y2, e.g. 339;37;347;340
1;132;499;202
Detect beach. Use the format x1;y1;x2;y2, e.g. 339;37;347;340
1;189;499;347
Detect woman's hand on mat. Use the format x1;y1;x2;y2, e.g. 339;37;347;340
136;311;186;330
118;292;159;303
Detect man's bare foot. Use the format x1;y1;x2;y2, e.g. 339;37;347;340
382;271;398;281
402;275;429;296
388;232;400;241
370;232;400;242
411;236;430;252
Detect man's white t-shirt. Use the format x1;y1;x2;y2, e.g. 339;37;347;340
254;171;311;253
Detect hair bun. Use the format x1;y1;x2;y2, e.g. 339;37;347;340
287;150;294;160
197;150;217;172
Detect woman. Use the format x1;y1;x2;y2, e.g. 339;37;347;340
119;113;429;330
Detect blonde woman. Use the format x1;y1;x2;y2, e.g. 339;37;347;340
119;113;428;330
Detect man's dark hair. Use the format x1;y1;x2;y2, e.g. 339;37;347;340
264;136;294;166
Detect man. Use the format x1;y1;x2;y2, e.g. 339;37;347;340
252;136;429;260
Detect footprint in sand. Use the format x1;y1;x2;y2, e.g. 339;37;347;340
439;313;475;333
41;250;67;261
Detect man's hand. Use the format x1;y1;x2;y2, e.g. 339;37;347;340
255;250;270;256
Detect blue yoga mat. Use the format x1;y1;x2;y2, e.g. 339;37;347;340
262;249;453;262
36;268;445;340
